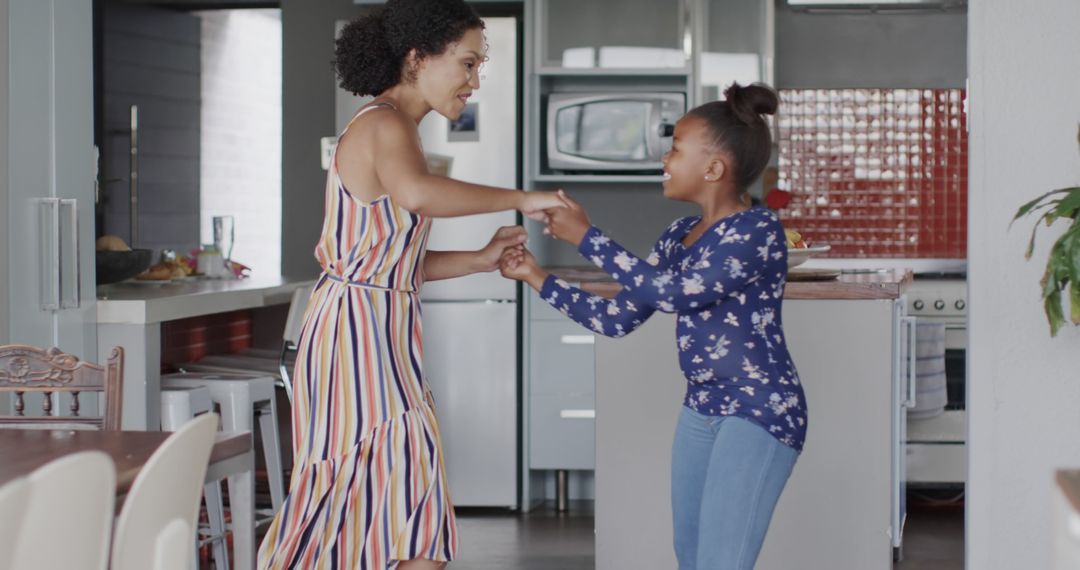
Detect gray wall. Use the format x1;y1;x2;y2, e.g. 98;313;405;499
102;3;201;253
281;0;364;279
0;0;9;344
775;1;967;88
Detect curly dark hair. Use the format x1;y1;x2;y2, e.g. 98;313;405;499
334;0;485;97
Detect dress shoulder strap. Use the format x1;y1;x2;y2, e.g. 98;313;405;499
341;101;398;136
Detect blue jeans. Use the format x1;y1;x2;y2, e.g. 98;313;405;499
671;408;799;570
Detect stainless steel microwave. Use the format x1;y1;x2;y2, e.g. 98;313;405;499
545;92;686;173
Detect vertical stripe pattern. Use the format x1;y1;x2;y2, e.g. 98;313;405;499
258;104;456;569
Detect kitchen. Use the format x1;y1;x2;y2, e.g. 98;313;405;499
2;1;1079;570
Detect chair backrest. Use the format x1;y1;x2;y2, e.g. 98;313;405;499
282;282;315;346
11;451;117;570
0;477;30;570
0;344;124;430
152;519;190;570
110;412;219;570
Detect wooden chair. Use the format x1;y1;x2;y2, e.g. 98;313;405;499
0;344;124;430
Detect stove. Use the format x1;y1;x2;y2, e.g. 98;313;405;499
905;276;967;487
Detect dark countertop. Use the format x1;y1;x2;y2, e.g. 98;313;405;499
545;266;912;301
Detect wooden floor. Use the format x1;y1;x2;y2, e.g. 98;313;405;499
241;496;963;569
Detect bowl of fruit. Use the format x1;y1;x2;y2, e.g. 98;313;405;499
784;229;830;269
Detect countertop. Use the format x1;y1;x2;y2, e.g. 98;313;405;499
96;275;315;325
546;266;911;301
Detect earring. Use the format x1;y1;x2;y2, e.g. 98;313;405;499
704;174;717;181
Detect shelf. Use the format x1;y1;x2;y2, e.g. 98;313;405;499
533;174;667;183
536;67;690;77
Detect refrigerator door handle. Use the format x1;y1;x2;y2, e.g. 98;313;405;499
39;198;62;311
60;198;81;309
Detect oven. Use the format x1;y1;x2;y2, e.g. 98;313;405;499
905;276;967;486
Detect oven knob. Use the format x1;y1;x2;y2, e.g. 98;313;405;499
913;300;924;311
955;300;966;310
934;299;946;311
658;123;675;137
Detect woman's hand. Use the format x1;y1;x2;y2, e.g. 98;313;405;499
499;246;547;290
544;190;592;247
519;190;565;222
477;226;528;272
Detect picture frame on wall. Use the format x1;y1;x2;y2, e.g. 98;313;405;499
448;102;479;142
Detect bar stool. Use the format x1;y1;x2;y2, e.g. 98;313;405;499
160;386;229;570
160;373;285;516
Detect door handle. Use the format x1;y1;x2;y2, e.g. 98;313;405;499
902;316;918;408
39;198;61;311
559;409;595;419
60;199;80;309
560;335;595;345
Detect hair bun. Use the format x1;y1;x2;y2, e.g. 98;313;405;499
724;82;779;125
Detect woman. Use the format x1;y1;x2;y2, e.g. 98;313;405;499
502;84;806;570
257;1;561;568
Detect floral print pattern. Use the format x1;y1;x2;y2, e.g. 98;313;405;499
539;207;808;451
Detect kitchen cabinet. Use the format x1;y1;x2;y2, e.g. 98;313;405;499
695;0;774;103
3;0;97;358
527;312;596;471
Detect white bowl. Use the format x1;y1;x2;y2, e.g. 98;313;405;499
787;245;831;269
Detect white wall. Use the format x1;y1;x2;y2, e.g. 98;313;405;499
199;9;282;276
968;1;1080;568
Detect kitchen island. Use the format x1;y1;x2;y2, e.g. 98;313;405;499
548;267;913;570
96;275;315;429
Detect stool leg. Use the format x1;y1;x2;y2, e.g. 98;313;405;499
204;481;230;570
257;400;286;509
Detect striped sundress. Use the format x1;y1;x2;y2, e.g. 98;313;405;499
258;103;457;569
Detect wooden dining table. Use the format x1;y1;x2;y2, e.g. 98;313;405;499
0;428;257;570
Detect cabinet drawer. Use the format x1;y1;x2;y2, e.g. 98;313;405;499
529;320;595;396
529;392;595;470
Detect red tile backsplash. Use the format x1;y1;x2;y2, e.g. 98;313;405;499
776;88;967;258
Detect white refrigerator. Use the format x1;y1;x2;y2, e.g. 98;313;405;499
335;17;520;508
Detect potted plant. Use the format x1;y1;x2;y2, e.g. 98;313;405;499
1011;126;1080;336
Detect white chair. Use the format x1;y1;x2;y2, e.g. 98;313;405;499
111;413;218;570
184;282;315;405
160;386;229;570
153;519;192;570
161;372;285;513
11;451;116;570
0;477;30;570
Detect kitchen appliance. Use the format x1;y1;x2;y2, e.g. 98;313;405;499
545;92;684;173
905;276;967;486
333;17;521;508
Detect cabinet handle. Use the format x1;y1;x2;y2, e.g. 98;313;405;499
60;199;80;309
560;409;595;420
560;335;594;345
903;316;918;408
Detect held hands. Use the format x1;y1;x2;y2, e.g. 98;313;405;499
519;190;565;223
499;245;546;290
543;190;591;247
478;225;528;272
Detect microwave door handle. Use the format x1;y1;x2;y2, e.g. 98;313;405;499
646;102;660;160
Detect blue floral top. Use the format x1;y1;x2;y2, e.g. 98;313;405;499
539;206;807;452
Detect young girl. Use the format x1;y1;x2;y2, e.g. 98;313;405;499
502;83;806;570
258;1;562;568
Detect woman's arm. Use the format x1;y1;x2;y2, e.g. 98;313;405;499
362;109;561;219
423;226;528;282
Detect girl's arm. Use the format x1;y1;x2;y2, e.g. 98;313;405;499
364;109;561;219
576;220;776;313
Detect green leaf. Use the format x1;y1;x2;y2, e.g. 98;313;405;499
1011;188;1072;226
1046;288;1065;337
1051;189;1080;220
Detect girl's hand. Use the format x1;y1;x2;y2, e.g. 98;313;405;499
519;190;565;222
477;226;528;272
544;190;591;247
499;246;546;290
